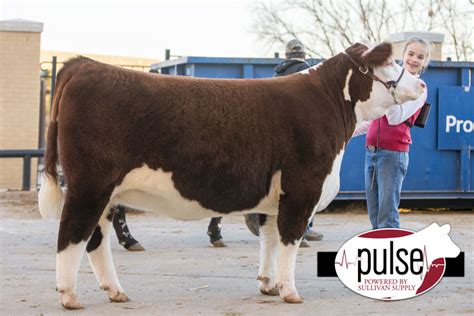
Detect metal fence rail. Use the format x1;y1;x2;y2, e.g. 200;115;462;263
0;149;44;190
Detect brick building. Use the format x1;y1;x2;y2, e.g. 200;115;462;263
0;19;43;190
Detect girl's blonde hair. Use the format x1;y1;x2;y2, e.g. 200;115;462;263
403;37;432;75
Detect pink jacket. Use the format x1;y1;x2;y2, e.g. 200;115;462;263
353;87;427;152
365;108;421;152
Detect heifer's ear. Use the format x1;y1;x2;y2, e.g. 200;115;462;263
362;42;392;67
440;224;451;235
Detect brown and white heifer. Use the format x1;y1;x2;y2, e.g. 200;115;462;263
38;42;425;309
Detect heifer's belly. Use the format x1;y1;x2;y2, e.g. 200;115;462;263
313;147;345;213
111;165;281;220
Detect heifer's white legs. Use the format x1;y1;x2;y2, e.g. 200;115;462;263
56;241;87;309
275;240;302;303
86;210;129;303
257;215;279;296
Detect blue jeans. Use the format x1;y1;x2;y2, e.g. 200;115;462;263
365;148;408;229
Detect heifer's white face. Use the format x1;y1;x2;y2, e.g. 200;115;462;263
375;60;425;103
354;59;425;122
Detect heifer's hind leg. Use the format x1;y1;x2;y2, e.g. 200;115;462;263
257;214;279;296
56;192;110;309
86;207;129;303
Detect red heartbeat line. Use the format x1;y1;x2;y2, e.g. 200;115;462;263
335;249;356;269
422;245;445;272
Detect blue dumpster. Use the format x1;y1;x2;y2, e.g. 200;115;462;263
151;57;474;203
152;56;282;78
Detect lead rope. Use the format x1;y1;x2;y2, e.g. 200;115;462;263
370;118;381;190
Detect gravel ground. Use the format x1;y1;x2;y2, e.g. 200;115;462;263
0;191;472;315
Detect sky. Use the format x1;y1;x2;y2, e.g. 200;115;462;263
1;0;274;60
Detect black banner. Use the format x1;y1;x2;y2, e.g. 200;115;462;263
317;252;464;277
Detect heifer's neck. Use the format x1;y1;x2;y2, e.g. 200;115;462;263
309;56;367;141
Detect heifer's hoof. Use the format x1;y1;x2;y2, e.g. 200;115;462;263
109;292;130;303
276;282;303;304
283;293;304;304
62;301;84;310
60;295;84;310
127;242;145;251
58;289;83;310
211;239;227;247
260;286;280;296
257;275;279;296
101;285;130;303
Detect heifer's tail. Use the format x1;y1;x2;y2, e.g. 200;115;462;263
38;168;63;219
38;69;67;219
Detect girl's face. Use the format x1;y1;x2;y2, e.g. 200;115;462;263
403;42;429;75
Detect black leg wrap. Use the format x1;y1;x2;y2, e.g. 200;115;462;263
113;205;141;249
207;217;223;243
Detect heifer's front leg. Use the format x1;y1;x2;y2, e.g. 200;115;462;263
56;193;109;309
275;238;303;303
275;191;315;303
257;214;279;296
86;208;129;303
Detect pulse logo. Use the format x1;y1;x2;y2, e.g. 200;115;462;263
335;223;460;300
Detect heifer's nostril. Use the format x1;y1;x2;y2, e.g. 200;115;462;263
420;82;426;89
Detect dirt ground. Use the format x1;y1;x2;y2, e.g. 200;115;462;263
0;191;472;315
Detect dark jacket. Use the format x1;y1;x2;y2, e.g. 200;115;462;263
273;59;311;77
